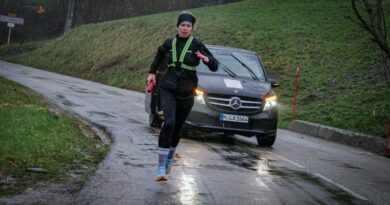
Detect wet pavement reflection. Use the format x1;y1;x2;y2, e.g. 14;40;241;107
1;61;386;205
178;172;196;204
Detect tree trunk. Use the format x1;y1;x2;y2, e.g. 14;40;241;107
383;52;390;84
64;0;75;33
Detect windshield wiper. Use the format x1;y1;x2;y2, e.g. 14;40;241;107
219;62;237;78
231;52;258;80
213;55;237;78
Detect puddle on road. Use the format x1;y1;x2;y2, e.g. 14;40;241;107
136;143;155;146
32;76;48;80
339;163;361;170
116;153;127;158
143;128;365;204
56;94;80;107
62;99;76;107
220;155;259;171
123;161;150;168
320;159;362;170
127;118;142;124
189;132;365;205
57;94;65;99
267;167;362;205
184;131;238;145
103;89;124;96
206;141;264;172
67;85;99;95
198;163;237;172
87;111;115;118
296;170;359;205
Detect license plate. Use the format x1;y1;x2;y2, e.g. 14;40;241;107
220;113;249;123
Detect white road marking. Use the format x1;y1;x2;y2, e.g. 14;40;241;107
265;152;368;201
314;173;368;201
267;152;306;169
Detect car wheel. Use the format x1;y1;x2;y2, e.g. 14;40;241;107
149;114;161;128
221;133;235;144
179;125;189;138
256;134;276;147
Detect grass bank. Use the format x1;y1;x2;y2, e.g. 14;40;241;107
3;0;389;136
0;77;109;196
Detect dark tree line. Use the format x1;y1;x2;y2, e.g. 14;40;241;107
0;0;239;44
0;0;68;43
72;0;237;26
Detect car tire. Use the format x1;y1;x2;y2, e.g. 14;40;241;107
221;133;235;144
149;114;162;128
256;134;276;147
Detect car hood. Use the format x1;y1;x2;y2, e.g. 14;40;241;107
197;73;271;98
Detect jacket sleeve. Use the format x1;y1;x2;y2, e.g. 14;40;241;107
149;39;170;74
197;40;218;72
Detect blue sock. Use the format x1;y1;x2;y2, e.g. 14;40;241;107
167;147;176;160
156;147;169;179
166;147;176;174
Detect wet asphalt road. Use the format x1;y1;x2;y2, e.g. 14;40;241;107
1;61;390;205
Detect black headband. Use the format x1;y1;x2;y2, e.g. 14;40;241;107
176;13;196;27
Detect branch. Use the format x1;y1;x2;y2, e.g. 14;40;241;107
379;0;387;43
351;0;390;58
351;0;376;38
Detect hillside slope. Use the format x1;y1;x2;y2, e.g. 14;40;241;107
8;0;390;136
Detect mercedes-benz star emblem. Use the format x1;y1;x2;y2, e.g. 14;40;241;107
229;97;241;110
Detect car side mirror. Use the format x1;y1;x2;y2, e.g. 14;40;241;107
268;78;279;88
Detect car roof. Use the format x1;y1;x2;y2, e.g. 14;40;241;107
205;44;257;55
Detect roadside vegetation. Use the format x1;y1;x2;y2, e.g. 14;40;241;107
1;0;389;136
0;77;109;195
0;41;46;58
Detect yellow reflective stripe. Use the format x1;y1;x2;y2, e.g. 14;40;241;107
170;36;196;71
168;63;195;71
179;36;193;63
172;38;177;63
181;64;196;71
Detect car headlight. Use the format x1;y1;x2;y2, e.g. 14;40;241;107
195;87;205;105
263;94;277;111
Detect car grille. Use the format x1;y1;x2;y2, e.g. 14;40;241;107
206;93;262;114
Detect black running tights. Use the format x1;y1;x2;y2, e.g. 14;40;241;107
158;88;194;148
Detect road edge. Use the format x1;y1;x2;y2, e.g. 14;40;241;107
0;81;112;204
288;120;385;155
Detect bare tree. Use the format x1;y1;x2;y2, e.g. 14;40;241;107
351;0;390;82
64;0;75;33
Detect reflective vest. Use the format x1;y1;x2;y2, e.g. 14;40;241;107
168;36;196;71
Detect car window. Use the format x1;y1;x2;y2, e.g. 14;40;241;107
197;48;266;81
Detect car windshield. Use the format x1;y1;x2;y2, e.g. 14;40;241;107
197;48;266;81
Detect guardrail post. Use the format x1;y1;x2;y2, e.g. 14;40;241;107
292;64;300;120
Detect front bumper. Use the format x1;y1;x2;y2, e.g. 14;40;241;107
185;101;278;137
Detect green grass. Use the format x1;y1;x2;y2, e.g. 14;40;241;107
2;0;389;136
0;40;47;58
0;77;109;196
